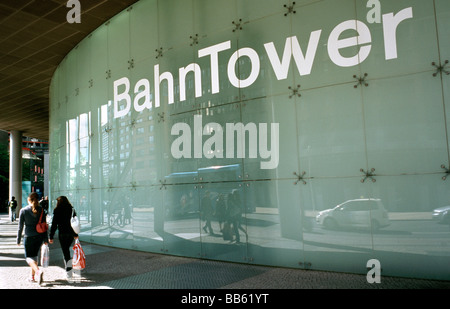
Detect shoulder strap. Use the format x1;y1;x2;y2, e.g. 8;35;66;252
38;208;44;223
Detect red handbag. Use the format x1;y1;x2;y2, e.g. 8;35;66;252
36;208;48;233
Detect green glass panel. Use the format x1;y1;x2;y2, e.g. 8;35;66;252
369;174;450;280
162;111;199;185
193;30;240;107
193;0;237;36
75;190;90;242
291;0;359;90
302;178;373;274
436;0;450;56
89;26;108;81
241;95;298;180
435;0;450;167
244;180;304;268
297;84;367;178
132;186;164;252
107;10;130;78
156;46;197;114
128;113;160;187
364;72;448;175
198;182;247;262
128;53;159;122
76;39;91;93
197;103;243;182
130;0;158;63
65;50;78;99
162;183;201;257
158;0;194;49
105;187;134;250
356;0;439;79
236;0;289;22
235;11;292;100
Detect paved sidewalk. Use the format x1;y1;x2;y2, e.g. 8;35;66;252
1;213;450;290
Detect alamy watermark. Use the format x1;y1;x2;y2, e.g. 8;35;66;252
366;259;381;283
66;0;81;24
171;115;279;170
366;0;382;24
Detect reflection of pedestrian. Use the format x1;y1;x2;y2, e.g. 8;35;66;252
215;194;227;231
120;196;132;224
228;190;247;243
39;196;49;213
201;191;213;234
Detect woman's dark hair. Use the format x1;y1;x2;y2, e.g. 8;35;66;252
55;196;73;211
29;192;40;214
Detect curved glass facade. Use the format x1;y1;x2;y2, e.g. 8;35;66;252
49;0;450;280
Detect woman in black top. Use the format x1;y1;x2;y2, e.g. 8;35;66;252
49;196;78;280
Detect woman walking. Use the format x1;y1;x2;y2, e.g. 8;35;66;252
49;196;78;281
16;192;48;284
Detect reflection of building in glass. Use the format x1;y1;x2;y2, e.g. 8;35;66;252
49;0;450;281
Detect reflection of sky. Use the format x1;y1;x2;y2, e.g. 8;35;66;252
101;104;108;126
67;112;91;168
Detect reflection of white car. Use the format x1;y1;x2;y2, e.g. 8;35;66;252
316;199;390;230
432;206;450;224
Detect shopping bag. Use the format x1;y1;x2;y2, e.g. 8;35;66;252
72;239;86;270
71;209;81;234
40;243;49;268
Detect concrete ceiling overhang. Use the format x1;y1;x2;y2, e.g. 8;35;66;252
0;0;140;141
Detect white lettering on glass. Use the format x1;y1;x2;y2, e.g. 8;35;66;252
109;6;414;169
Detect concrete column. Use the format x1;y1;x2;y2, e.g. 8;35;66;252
9;130;22;216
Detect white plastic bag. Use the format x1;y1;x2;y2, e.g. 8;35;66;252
40;243;49;268
71;208;81;234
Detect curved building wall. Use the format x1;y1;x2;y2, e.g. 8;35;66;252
49;0;450;280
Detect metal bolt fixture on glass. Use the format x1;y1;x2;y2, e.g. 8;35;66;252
288;85;301;98
157;112;165;123
190;34;199;46
284;2;296;16
159;179;167;190
155;47;163;59
293;171;307;185
360;168;376;183
441;165;450;180
128;59;134;70
130;181;137;191
354;73;368;88
432;60;450;77
232;19;243;32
